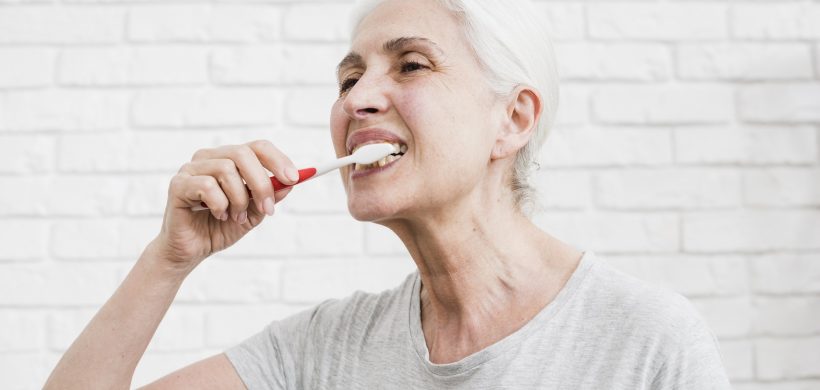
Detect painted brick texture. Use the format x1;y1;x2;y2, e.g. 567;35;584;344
0;1;818;388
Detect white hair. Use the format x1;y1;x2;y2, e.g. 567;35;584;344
348;0;559;214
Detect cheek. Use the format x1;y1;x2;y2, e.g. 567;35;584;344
329;100;348;156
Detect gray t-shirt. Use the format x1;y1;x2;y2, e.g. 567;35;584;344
225;251;732;389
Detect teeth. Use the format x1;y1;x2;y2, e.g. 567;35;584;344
351;141;407;155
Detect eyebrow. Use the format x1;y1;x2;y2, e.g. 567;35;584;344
336;36;444;75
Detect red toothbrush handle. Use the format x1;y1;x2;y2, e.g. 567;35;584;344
195;167;317;210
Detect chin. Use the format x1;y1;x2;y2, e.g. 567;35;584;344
346;187;415;222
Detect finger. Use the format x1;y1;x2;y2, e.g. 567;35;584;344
179;159;251;222
174;174;230;221
191;144;280;216
247;140;299;186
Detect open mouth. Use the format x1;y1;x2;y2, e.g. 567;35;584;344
352;142;408;172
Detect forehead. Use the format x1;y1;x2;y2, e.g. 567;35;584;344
348;0;466;59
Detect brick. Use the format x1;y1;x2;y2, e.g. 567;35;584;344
117;218;162;259
592;85;733;124
537;2;585;41
124;175;170;217
147;307;204;351
281;44;350;85
204;304;309;348
683;210;820;252
284;86;339;126
604;254;749;297
0;90;128;132
349;257;415;294
690;297;752;338
211;45;285;85
0;220;48;260
129;5;281;42
226;214;364;257
678;43;813;81
553;86;589;126
0;263;121;305
58;131;219;173
756;337;820;379
131;88;281;128
732;4;820;39
752;297;820;336
0;176;129;217
280;258;360;303
212;43;346;86
539;127;673;167
589;3;727;40
0;48;54;88
739;84;820;123
596;168;741;209
177;259;282;303
283;3;353;42
533;211;679;253
0;310;45;352
744;168;820;207
530;170;591;210
279;256;412;303
720;339;754;382
675;126;818;165
750;253;820;294
0;6;124;43
365;223;406;255
59;46;209;86
51;220;120;259
283;173;349;214
555;43;671;81
0;135;55;173
47;308;95;351
0;352;51;390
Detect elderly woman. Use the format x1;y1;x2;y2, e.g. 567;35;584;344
45;0;731;389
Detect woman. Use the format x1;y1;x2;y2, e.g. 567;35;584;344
45;0;732;388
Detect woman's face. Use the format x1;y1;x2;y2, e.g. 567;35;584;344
330;0;503;222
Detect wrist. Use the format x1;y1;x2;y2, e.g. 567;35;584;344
139;238;198;282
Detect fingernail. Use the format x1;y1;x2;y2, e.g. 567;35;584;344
220;213;229;221
237;211;247;224
263;197;275;216
286;167;299;183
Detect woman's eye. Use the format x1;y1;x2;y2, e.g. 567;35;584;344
400;61;428;73
339;78;358;94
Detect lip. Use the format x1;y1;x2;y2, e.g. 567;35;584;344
346;128;407;155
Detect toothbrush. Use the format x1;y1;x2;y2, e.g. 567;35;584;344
191;143;397;211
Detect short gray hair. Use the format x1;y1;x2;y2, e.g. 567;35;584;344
349;0;560;215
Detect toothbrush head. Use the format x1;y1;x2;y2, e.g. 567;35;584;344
349;143;396;164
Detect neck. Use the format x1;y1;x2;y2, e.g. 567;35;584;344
381;189;582;363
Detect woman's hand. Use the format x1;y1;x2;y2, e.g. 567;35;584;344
152;140;299;274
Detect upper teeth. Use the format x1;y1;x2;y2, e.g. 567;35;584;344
352;142;406;155
352;142;408;171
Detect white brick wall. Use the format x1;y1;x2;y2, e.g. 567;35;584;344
0;1;818;388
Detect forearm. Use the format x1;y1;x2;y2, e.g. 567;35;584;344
44;240;191;390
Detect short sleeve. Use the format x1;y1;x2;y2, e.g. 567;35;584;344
649;319;733;389
223;303;325;390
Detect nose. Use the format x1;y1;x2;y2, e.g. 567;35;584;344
341;72;390;121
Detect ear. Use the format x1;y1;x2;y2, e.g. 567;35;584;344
491;86;542;160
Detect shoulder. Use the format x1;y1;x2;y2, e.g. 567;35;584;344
289;271;417;337
580;253;714;349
